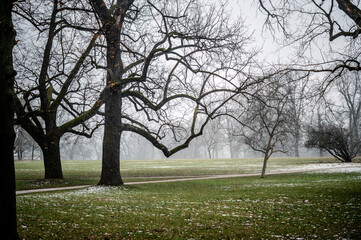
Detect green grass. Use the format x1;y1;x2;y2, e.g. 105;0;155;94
15;157;342;190
17;172;361;239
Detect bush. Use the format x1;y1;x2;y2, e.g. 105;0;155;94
305;124;360;162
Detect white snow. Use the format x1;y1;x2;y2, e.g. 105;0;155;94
273;163;361;174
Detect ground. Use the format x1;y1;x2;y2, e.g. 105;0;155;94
15;157;361;239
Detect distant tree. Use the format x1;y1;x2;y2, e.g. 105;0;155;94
336;72;361;149
14;126;40;160
224;117;243;159
200;118;226;159
305;124;361;162
0;0;20;238
287;73;310;157
317;106;325;157
305;71;361;162
231;77;293;178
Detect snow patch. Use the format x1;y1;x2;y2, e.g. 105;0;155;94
273;163;361;174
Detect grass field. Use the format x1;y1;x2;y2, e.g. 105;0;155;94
15;157;342;190
15;158;361;239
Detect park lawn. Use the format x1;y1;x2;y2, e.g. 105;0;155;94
17;172;361;239
15;157;341;190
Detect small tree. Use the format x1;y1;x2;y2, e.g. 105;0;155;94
230;77;293;178
305;124;361;162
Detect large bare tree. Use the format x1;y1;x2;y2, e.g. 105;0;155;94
13;0;104;179
90;0;257;185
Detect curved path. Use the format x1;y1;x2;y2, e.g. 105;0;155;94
16;163;361;195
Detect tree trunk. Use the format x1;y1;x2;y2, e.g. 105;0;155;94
261;154;270;178
31;142;35;160
317;108;324;157
99;90;123;185
17;149;22;160
344;154;352;163
0;0;20;238
294;127;300;157
42;137;63;179
207;147;212;159
295;145;300;157
69;135;80;160
91;0;135;185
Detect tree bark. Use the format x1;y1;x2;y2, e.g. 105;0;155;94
31;142;35;160
261;154;269;178
97;30;124;185
0;0;20;238
99;90;123;185
91;0;134;185
42;136;63;179
336;0;361;28
98;24;124;184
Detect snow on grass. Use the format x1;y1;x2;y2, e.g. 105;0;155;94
17;173;361;240
273;163;361;173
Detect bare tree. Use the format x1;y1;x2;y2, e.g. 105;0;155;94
305;70;361;161
200;118;226;159
317;106;325;157
256;1;361;160
14;126;40;160
286;72;310;157
230;76;294;178
258;0;361;85
259;0;361;41
336;72;361;146
13;0;104;178
90;0;258;185
224;117;243;158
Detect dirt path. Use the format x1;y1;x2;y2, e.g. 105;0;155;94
16;164;361;195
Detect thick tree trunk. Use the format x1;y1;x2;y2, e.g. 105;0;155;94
344;155;352;163
99;90;123;185
92;0;134;185
0;0;20;238
42;137;63;179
